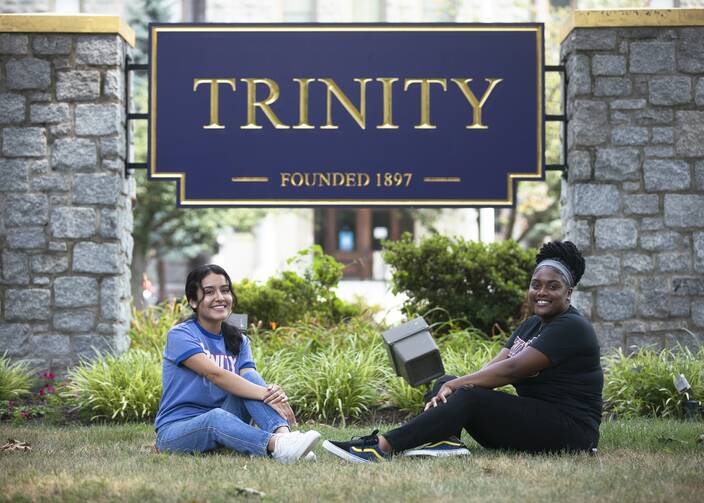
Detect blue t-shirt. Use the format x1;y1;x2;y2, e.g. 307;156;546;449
154;318;257;431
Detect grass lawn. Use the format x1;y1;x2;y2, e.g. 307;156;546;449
1;419;703;503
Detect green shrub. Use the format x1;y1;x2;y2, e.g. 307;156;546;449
382;376;426;415
251;315;382;355
128;299;189;355
235;245;362;327
603;344;704;419
293;349;386;424
250;318;389;423
63;350;162;422
235;280;296;329
383;234;535;334
251;319;511;419
0;353;34;400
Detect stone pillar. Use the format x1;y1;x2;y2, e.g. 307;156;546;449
561;9;704;352
0;15;135;371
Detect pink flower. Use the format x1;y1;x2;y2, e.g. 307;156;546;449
39;388;45;397
46;384;55;394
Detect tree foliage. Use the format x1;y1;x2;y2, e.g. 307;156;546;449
384;234;535;335
235;245;362;327
126;0;265;306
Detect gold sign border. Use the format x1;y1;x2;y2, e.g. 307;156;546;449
150;24;544;207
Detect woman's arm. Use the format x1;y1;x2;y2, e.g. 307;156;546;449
183;353;268;400
453;347;549;388
425;347;550;410
482;347;510;368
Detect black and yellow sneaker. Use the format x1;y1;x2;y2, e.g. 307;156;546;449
403;437;471;457
322;429;391;463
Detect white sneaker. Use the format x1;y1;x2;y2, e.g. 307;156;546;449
272;430;321;465
304;451;317;461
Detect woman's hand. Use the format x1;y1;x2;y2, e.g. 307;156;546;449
424;382;456;411
270;400;297;427
263;384;297;426
263;384;288;405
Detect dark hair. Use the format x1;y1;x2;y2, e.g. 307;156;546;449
185;264;242;355
535;240;585;286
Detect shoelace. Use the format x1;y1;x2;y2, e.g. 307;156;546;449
350;429;380;446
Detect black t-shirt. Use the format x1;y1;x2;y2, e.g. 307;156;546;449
503;306;603;432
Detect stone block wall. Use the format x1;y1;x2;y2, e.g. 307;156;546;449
561;23;704;352
0;29;134;371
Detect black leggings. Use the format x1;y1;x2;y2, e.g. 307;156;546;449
384;376;599;454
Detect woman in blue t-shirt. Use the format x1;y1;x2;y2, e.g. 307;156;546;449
323;241;604;462
154;264;320;464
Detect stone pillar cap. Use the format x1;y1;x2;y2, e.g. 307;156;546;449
563;8;704;42
0;13;135;47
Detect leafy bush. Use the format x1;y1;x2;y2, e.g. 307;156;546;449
603;344;704;419
383;234;535;334
294;350;386;424
235;245;362;327
0;353;34;400
128;298;189;355
249;318;511;419
251;318;389;423
382;376;426;415
63;350;162;422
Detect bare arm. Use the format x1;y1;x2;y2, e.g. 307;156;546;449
425;347;550;410
237;364;296;425
482;347;511;368
238;367;288;405
183;353;268;400
450;347;549;389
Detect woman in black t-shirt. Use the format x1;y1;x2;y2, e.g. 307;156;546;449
323;241;604;462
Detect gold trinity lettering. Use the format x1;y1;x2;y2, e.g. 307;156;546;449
192;77;503;130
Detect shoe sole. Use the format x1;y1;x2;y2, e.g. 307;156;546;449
403;448;471;458
276;431;321;465
296;431;321;461
322;440;374;464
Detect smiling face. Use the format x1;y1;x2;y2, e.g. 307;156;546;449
190;272;233;333
528;266;572;323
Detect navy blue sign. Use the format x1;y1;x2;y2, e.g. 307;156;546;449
149;24;544;206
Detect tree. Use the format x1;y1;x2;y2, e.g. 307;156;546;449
128;0;174;62
127;0;265;307
130;171;264;307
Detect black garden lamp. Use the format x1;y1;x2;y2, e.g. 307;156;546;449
382;317;445;387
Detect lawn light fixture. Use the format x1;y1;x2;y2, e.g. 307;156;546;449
227;313;248;334
382;317;445;387
674;374;702;420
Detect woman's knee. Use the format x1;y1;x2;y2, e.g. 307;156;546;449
202;407;242;428
424;375;458;401
450;384;487;405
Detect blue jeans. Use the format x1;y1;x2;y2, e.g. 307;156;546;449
156;371;288;456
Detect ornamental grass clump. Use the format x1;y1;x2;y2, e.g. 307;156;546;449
63;350;162;422
294;349;387;423
252;317;389;423
0;353;34;401
128;299;190;355
603;343;704;419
